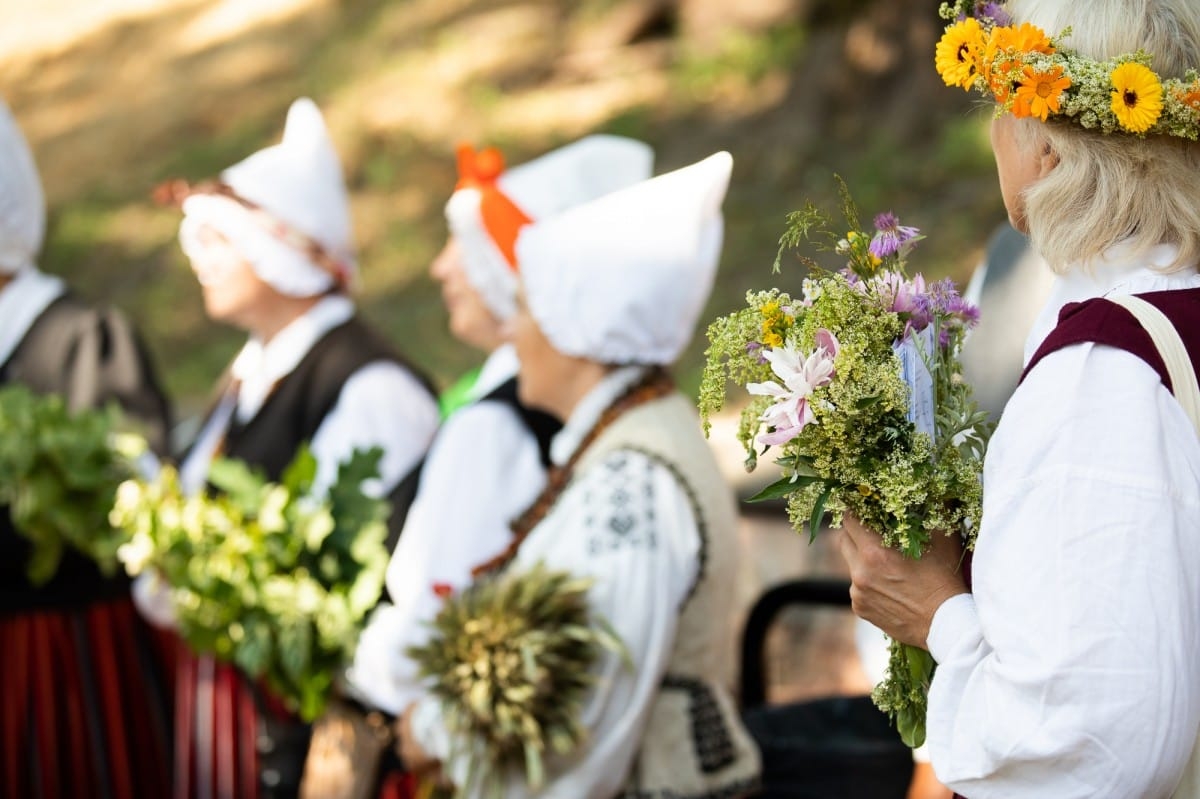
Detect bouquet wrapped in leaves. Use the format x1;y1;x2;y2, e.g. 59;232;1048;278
407;563;626;797
109;446;390;721
699;181;992;747
0;384;137;585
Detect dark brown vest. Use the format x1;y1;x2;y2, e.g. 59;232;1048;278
203;315;434;551
0;294;172;612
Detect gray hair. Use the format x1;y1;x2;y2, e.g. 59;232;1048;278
1007;0;1200;273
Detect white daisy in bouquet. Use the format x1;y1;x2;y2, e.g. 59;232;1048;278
699;181;992;747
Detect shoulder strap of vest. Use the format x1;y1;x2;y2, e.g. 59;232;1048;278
1108;294;1200;434
477;377;560;468
1020;289;1200;393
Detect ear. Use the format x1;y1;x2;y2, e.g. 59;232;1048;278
1037;140;1060;178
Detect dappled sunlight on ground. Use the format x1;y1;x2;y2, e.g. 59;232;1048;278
0;0;1004;407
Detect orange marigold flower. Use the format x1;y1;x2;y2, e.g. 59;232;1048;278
981;23;1054;106
1175;80;1200;112
987;58;1021;104
985;22;1054;64
936;18;987;90
1013;64;1071;121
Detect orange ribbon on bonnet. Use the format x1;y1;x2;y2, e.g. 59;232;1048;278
455;143;533;271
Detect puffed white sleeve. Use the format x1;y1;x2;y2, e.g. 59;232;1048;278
344;401;547;715
409;449;701;799
924;345;1200;799
308;361;439;497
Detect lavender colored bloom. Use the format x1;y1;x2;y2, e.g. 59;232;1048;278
746;341;769;365
976;1;1011;25
869;212;921;259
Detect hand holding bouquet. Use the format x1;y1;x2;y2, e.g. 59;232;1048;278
699;181;992;747
109;446;390;721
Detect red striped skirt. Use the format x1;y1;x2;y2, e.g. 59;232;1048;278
0;596;174;799
174;645;311;799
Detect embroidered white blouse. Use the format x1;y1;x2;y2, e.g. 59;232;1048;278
408;366;702;798
178;294;438;497
345;344;550;715
926;243;1200;798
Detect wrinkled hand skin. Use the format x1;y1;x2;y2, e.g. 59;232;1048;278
836;513;969;648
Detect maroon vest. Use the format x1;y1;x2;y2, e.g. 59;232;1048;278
952;288;1200;799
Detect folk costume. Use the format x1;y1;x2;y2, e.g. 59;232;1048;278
168;98;439;799
926;244;1200;799
0;100;175;799
346;135;654;718
409;153;762;798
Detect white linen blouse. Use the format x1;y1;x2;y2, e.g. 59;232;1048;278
926;243;1200;798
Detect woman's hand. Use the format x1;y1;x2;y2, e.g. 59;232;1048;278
396;703;443;783
836;513;969;648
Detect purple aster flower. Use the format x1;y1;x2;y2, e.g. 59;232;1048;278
746;341;769;365
976;1;1011;25
869;212;921;259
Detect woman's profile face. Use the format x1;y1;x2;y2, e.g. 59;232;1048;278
429;238;505;352
188;225;274;327
508;292;572;417
991;115;1051;235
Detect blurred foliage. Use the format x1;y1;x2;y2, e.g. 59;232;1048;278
9;0;1006;416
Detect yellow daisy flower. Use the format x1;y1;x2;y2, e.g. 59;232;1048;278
935;18;986;90
1110;62;1164;133
1014;64;1071;121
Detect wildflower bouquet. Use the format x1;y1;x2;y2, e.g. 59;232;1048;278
109;446;390;721
407;563;626;797
699;183;991;747
0;385;138;585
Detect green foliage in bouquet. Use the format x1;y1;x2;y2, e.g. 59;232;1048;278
408;563;626;798
109;446;390;721
699;180;993;747
0;385;135;585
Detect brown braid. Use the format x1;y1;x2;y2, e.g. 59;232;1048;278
471;367;676;578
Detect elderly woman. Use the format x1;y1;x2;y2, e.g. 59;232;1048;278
347;135;651;716
839;1;1200;797
397;152;761;798
162;97;439;799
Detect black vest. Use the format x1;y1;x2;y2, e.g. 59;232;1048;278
206;315;434;551
0;294;172;612
478;376;561;469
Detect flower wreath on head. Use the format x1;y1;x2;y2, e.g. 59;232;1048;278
935;0;1200;138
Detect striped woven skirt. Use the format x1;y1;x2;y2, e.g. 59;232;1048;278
0;596;174;799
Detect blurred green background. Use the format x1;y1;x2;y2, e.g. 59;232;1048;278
1;0;1005;419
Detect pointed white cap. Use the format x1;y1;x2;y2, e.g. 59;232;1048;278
179;98;356;297
517;151;733;365
0;100;45;275
445;134;653;321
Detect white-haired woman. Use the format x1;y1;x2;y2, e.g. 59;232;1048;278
161;98;439;799
839;1;1200;797
397;152;761;798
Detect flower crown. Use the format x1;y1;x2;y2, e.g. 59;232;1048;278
935;1;1200;138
